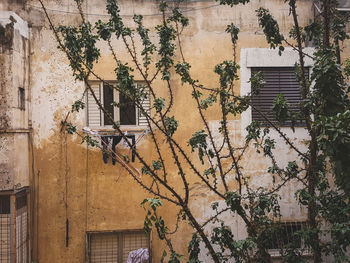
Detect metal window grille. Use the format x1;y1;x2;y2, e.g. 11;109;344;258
251;67;309;126
0;196;11;263
122;232;149;262
264;221;311;258
16;195;28;263
0;193;29;263
266;222;304;250
87;230;150;263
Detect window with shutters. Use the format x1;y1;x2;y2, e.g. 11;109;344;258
251;67;308;126
87;230;150;263
86;82;150;128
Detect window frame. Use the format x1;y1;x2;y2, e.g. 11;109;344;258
86;229;151;263
86;81;150;130
240;48;314;138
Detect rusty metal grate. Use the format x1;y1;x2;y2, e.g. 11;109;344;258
90;233;119;263
16;194;28;263
0;193;29;263
122;232;149;262
0;196;11;263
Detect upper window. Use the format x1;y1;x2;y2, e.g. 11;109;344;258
0;195;10;214
86;82;150;128
18;87;25;110
251;67;308;126
87;230;150;263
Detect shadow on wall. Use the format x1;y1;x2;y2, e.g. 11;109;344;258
0;15;15;50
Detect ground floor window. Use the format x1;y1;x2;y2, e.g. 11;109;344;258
0;195;11;262
0;191;29;263
87;230;150;263
266;221;309;257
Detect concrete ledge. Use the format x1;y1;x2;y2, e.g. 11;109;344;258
0;11;28;39
244;47;315;68
0;129;31;134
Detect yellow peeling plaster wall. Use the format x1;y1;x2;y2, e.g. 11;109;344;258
2;0;333;262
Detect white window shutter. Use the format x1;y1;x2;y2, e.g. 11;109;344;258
138;84;150;126
87;84;101;127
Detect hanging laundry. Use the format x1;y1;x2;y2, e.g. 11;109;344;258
126;248;149;263
125;134;136;163
101;136;112;164
111;136;123;165
100;134;137;165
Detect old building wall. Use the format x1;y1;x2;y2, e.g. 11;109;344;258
0;11;30;191
3;0;344;262
26;1;317;262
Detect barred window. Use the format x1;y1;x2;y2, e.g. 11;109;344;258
266;222;303;250
0;196;10;263
265;222;310;257
251;67;308;126
87;230;150;263
0;193;29;263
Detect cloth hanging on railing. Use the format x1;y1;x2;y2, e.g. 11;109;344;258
83;127;147;165
126;248;149;263
101;134;136;164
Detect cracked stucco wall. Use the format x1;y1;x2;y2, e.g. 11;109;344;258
3;0;346;262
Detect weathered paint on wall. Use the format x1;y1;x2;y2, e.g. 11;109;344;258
2;0;347;262
0;11;30;191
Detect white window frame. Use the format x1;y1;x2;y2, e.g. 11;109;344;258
86;81;150;130
240;48;314;138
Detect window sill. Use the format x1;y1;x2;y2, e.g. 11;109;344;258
268;249;312;258
86;125;148;134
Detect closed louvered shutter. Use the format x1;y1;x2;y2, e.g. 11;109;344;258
137;84;151;127
251;67;308;126
87;84;101;127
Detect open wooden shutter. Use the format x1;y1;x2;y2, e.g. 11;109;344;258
87;84;101;127
137;84;151;127
251;67;308;126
